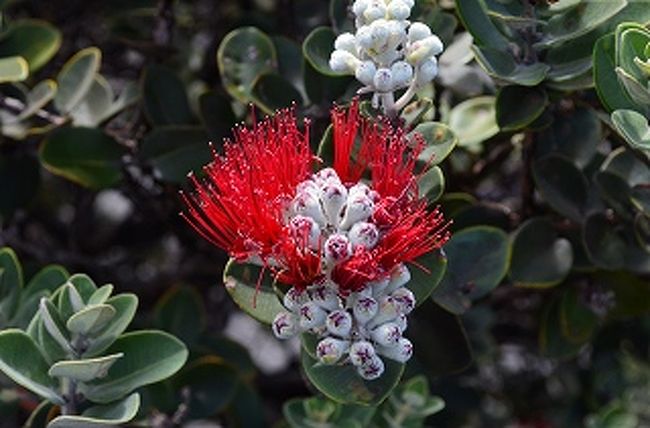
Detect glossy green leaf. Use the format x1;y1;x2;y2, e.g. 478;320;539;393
54;47;101;114
600;147;650;187
612;109;650;153
301;350;404;406
432;226;510;314
559;287;598;344
66;304;116;336
172;356;239;418
223;259;285;325
251;73;302;114
69;76;114;127
303;27;342;76
408;250;447;306
142;64;194;125
16;79;58;122
0;247;23;323
417;166;445;203
448;96;499;147
153;285;206;347
473;46;550;86
532;155;588;222
539;297;584;359
82;331;188;403
40;127;126;189
0;330;62;404
88;284;114;306
510;218;573;288
48;393;140;428
496;85;548;131
0;56;28;82
0;20;61;71
48;353;123;382
455;0;509;50
413;121;458;166
139;126;210;184
594;33;640;113
583;212;627;270
217;27;277;103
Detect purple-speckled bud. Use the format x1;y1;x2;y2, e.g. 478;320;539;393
272;311;299;339
353;295;379;324
377;337;413;363
310;284;340;311
391;287;416;314
386;264;411;293
289;215;321;249
349;340;377;367
326;310;353;337
325;234;353;264
348;221;379;249
357;355;385;380
299;302;327;330
371;322;402;347
320;181;348;227
316;337;350;364
283;287;307;312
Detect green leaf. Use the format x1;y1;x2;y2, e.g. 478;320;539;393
48;353;124;382
54;47;101;114
600;147;650;187
69;76;114;127
301;350;404;406
448;96;499;147
408;250;447;306
171;356;239;419
23;265;68;299
409;301;473;376
612;109;650;153
0;19;61;71
88;284;114;306
153;285;206;347
0;329;62;404
0;56;28;83
15;79;58;122
139;126;211;184
217;27;277;103
198;90;236;141
473;46;550;86
85;294;138;357
24;400;54;428
142;64;194;125
0;246;24;320
539;297;584;359
0;153;41;219
594;33;640;113
538;0;627;47
67;304;116;336
510;218;573;288
432;226;510;314
583;212;627;270
559;287;598;344
496;85;548;131
39;298;74;357
532;155;588;222
413;121;458;166
40;127;126;189
303;27;343;76
251;73;302;114
223;259;285;325
48;393;140;428
82;331;188;403
417;166;445;203
455;0;509;51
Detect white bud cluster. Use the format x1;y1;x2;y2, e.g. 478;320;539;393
272;169;416;380
328;0;443;112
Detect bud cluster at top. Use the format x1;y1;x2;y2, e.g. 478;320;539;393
329;0;443;112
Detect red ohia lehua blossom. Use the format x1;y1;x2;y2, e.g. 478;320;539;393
181;99;451;380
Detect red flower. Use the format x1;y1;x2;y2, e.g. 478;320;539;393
182;100;450;294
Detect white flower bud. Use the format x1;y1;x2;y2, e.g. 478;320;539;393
369;277;390;297
387;0;410;20
368;295;400;327
349;182;371;197
408;22;432;42
299;302;327;330
335;33;357;53
371;322;402;347
353;295;379;324
326;310;353;337
364;4;386;23
391;287;416;314
357;355;385;380
292;190;326;226
406;35;443;65
395;313;408;332
373;68;393;92
352;0;370;17
386;264;411;293
314;167;341;184
340;194;374;230
324;233;353;264
415;57;438;86
390;61;413;89
348;222;379;249
316;337;350;364
283;287;307;312
272;311;299;339
377;337;413;363
310;284;340;311
370;20;391;49
349;340;377;366
320;181;347;227
289;215;321;249
356;25;374;49
329;50;360;74
356;61;377;86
